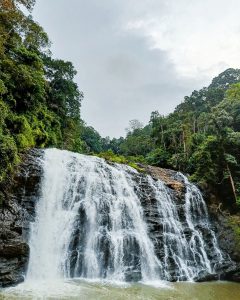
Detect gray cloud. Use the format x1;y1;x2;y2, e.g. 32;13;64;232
33;0;217;137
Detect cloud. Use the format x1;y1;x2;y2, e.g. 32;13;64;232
33;0;240;137
126;0;240;78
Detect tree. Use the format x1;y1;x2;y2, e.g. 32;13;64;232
81;126;103;153
126;119;143;134
1;0;36;11
0;0;86;192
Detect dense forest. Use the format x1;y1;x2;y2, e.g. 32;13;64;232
1;0;240;211
0;0;87;200
95;69;240;211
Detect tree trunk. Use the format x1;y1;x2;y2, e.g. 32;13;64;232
161;125;165;149
226;163;238;203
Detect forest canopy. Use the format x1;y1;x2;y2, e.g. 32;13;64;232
0;0;85;194
97;69;240;210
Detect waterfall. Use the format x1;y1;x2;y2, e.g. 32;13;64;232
26;148;225;283
146;174;224;281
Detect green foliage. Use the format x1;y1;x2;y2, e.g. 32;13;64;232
236;196;240;208
0;80;7;95
190;136;221;185
62;117;84;153
0;1;85;202
43;55;82;119
228;215;240;249
0;0;35;11
146;147;170;167
120;123;153;156
97;150;145;172
0;132;18;182
209;68;240;90
104;69;240;209
81;125;103;153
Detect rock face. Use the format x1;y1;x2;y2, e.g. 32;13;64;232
208;208;240;282
143;165;185;195
138;164;240;282
212;212;240;262
1;149;240;286
0;149;43;287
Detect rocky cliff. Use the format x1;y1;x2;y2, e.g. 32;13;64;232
141;165;240;282
0;150;43;287
1;149;240;287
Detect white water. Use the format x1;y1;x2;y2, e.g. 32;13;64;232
147;174;224;281
26;148;224;283
27;149;161;282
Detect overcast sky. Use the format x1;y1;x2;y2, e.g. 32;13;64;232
33;0;240;137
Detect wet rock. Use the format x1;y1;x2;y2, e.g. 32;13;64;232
125;270;142;282
194;272;219;282
140;165;185;198
0;272;25;287
218;263;240;282
215;213;240;262
0;149;43;287
131;168;239;283
0;204;30;288
0;241;29;258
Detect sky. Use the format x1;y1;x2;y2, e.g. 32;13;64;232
33;0;240;137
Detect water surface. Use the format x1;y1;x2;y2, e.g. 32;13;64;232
1;280;240;300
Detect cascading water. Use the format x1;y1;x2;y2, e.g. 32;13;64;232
26;148;226;283
145;174;225;281
27;149;161;282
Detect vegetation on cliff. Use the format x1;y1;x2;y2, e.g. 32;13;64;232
0;0;85;195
